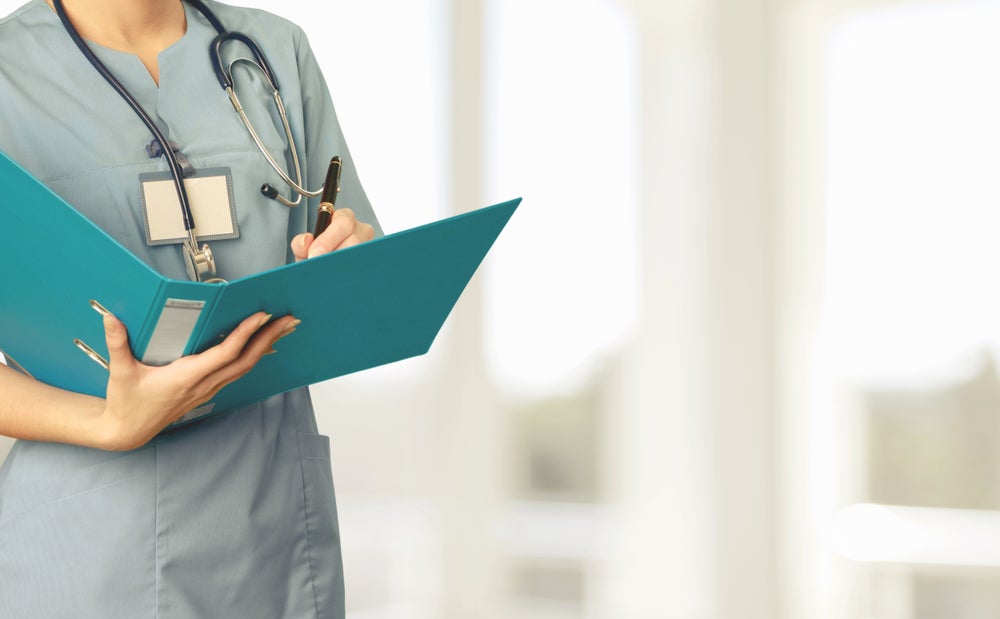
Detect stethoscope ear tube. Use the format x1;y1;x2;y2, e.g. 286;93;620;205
225;81;321;205
211;31;280;91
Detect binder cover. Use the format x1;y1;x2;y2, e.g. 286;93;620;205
0;150;518;423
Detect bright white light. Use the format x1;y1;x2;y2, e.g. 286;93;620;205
832;504;925;563
236;0;450;234
833;503;1000;567
825;0;1000;389
483;0;639;398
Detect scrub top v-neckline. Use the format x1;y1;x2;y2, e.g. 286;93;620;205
55;0;202;101
83;27;190;88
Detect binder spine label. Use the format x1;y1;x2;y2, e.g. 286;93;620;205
141;299;206;366
172;402;216;426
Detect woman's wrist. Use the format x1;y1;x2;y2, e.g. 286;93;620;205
74;396;119;450
86;401;154;452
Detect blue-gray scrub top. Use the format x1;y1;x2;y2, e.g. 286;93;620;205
0;1;381;617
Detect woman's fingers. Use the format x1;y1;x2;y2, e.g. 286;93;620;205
309;209;372;258
307;209;349;257
191;311;274;371
290;210;375;261
98;312;297;450
197;316;300;395
334;223;375;251
292;232;313;262
307;209;353;258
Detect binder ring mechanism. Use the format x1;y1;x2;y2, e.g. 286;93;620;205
73;300;113;371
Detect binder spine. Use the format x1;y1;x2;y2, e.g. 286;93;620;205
139;283;221;366
133;279;170;358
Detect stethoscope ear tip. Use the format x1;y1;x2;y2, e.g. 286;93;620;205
261;183;279;199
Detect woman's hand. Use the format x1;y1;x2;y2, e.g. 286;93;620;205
290;208;375;261
94;311;299;451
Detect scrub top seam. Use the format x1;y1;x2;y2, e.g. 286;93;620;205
154;438;161;619
0;473;140;525
296;431;323;619
36;146;291;184
0;0;39;28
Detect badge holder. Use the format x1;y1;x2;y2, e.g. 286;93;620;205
139;167;237;283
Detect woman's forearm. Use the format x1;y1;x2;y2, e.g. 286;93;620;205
0;363;107;448
0;311;298;452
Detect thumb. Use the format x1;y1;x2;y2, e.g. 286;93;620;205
103;313;134;371
292;233;314;262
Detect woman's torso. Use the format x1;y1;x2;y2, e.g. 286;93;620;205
0;2;352;617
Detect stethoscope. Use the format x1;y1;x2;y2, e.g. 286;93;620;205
52;0;324;282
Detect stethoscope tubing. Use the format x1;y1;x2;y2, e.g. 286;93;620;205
52;0;324;279
51;0;219;250
225;75;320;206
210;30;278;91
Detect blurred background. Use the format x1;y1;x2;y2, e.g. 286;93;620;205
5;0;1000;617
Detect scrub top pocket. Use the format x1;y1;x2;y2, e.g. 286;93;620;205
0;443;156;619
0;439;153;526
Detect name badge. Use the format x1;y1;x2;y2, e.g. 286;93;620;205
139;167;239;245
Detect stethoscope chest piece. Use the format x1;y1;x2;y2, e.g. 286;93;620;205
183;241;216;282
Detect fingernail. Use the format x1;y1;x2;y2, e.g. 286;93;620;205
258;313;274;329
265;348;278;356
309;245;328;257
104;314;118;334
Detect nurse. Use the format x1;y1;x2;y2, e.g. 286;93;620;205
0;0;378;617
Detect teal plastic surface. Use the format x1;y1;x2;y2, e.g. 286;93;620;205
0;149;519;417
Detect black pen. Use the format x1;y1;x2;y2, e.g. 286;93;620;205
313;156;342;237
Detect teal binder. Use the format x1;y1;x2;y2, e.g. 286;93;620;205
0;151;518;424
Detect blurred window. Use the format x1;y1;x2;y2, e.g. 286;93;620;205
824;1;1000;616
483;0;639;400
484;0;638;616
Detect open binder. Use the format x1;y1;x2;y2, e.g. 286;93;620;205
0;150;518;424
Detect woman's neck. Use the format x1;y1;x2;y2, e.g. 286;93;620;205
48;0;187;83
